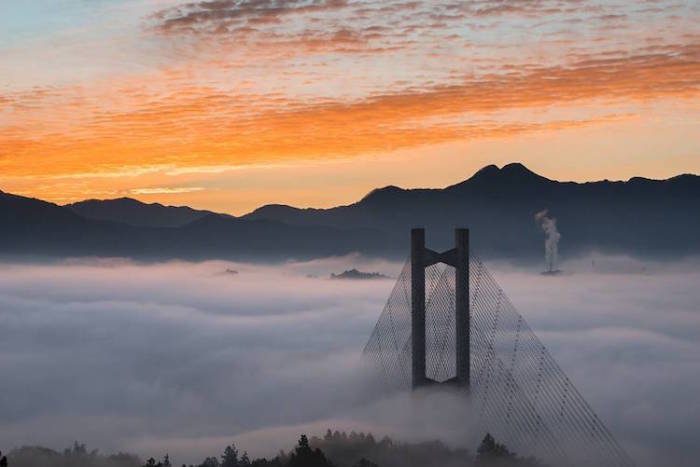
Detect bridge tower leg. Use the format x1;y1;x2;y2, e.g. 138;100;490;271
411;227;470;390
455;228;470;389
411;228;427;389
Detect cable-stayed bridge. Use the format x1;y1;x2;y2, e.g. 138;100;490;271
363;228;634;467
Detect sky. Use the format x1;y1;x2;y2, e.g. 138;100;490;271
1;255;699;466
1;0;699;214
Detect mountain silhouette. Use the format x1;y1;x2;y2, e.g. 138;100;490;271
68;197;221;228
0;192;388;260
2;163;699;261
242;163;700;258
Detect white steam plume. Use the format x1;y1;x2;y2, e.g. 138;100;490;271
535;209;561;272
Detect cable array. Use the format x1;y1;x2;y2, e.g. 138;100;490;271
363;256;635;467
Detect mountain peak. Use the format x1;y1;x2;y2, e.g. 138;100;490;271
475;162;545;179
114;197;150;204
69;197;147;207
246;204;302;216
447;162;552;192
471;164;500;178
360;185;404;203
501;162;537;175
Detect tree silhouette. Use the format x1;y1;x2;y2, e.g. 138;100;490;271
218;444;252;467
476;433;528;466
0;431;549;467
198;457;220;467
288;435;333;467
221;446;239;467
65;441;88;456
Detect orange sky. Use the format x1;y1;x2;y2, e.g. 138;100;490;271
1;0;699;214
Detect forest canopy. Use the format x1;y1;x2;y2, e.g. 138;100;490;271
3;432;546;467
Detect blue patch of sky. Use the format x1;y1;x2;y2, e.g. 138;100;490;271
0;0;162;48
1;1;108;47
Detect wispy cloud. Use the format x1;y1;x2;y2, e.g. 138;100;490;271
1;0;698;206
153;0;350;35
1;43;695;179
130;186;205;195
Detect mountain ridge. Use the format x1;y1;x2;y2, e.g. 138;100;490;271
2;163;699;261
245;163;699;219
67;197;225;228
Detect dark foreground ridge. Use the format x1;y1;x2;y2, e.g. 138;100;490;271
2;431;546;467
1;163;699;261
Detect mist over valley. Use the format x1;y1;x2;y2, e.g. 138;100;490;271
1;255;698;466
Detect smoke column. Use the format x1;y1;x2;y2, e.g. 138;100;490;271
535;209;561;272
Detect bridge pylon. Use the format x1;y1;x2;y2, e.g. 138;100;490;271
411;227;470;390
363;230;636;467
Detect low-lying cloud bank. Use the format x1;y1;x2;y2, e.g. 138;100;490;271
0;255;699;466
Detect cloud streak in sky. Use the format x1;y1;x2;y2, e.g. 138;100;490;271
153;0;350;35
2;44;696;179
0;0;698;210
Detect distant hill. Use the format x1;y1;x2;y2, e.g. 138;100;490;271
243;163;700;259
67;197;220;228
2;163;699;261
0;190;135;258
0;192;389;261
330;269;390;280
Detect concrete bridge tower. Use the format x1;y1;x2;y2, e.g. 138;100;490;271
411;227;470;389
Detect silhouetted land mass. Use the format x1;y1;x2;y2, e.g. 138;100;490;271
0;190;387;261
474;434;545;467
68;198;221;228
330;269;390;280
242;163;700;259
3;432;546;467
540;270;563;276
309;430;468;467
4;442;139;467
2;163;699;260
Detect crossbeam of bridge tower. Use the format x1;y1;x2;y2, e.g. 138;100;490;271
411;227;470;390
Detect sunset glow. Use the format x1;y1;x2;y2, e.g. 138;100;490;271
1;0;699;214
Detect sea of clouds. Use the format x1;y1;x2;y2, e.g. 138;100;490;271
0;254;698;466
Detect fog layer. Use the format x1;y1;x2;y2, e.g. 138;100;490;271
0;255;698;467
